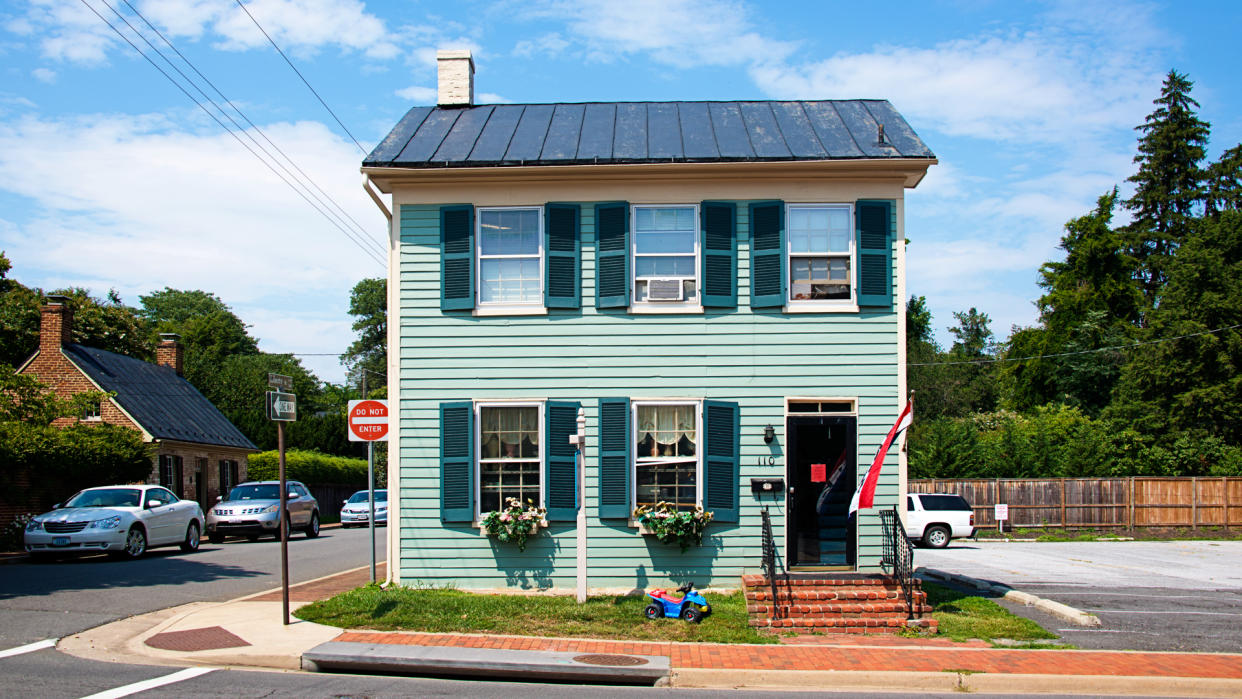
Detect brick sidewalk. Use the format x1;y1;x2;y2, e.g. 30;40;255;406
336;630;1242;678
273;564;1242;681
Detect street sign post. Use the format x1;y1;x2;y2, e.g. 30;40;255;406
348;398;388;584
267;383;297;625
995;503;1009;534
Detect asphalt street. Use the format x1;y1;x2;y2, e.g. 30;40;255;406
916;540;1242;652
0;525;387;648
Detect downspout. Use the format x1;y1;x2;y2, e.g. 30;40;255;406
363;173;397;587
363;176;392;224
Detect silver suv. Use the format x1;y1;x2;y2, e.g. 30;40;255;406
206;480;320;543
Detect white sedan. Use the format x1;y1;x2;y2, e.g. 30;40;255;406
24;485;205;560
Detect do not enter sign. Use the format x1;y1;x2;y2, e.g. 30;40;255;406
348;399;389;442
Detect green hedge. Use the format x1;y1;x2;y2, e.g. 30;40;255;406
246;449;367;486
0;421;152;492
910;404;1242;479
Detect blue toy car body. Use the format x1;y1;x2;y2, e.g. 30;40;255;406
643;581;711;623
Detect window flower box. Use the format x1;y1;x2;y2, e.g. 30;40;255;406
480;498;547;552
633;501;713;552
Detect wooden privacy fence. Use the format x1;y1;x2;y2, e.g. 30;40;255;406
910;477;1242;530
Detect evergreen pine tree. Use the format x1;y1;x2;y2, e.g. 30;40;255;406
1123;70;1210;310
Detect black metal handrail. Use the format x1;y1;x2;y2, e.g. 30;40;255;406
879;505;917;619
760;507;784;618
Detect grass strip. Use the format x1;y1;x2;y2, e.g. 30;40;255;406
295;585;776;644
922;581;1060;644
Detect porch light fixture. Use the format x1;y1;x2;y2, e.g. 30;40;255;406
763;424;775;444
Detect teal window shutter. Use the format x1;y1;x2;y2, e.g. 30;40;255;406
597;397;630;518
440;205;475;311
700;201;737;307
544;203;580;309
594;202;630;309
702;400;740;523
544;400;580;521
440;401;474;522
856;200;894;307
748;201;785;308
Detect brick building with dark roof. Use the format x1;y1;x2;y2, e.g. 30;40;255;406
14;296;257;517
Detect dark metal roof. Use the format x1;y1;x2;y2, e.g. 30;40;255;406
63;345;257;451
364;100;934;169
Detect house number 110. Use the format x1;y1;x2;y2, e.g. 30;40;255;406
756;456;778;466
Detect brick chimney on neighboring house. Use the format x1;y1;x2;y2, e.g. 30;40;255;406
156;333;184;376
40;295;74;355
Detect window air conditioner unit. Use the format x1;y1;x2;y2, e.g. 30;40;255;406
646;278;684;301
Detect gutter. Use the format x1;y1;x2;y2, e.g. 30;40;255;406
363;176;392;223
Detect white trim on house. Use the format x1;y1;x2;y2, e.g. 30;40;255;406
475;205;545;311
630;203;702;312
785;203;855;308
629;399;703;512
473;400;546;519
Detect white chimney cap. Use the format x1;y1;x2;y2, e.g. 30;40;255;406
436;49;474;107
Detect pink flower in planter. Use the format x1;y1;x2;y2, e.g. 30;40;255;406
500;513;511;522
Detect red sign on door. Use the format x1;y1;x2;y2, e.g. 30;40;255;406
810;463;827;483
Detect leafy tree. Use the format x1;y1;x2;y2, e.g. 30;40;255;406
340;277;386;391
906;296;954;420
1123;70;1211;308
948;308;994;358
1107;210;1242;443
138;288;259;385
0;253;43;368
54;287;153;361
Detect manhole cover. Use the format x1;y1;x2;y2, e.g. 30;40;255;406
572;653;648;666
145;626;251;652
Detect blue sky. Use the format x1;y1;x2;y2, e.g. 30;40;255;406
2;0;1240;384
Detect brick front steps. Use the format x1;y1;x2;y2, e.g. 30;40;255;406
742;573;937;634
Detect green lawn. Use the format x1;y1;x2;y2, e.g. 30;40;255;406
921;581;1060;644
295;585;776;644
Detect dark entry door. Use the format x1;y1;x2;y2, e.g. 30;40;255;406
787;415;856;567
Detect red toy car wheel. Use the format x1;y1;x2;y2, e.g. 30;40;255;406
644;604;663;620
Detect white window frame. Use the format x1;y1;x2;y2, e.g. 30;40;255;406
475;206;544;313
785;203;857;311
630;204;702;312
630;399;702;510
81;399;102;421
474;400;545;518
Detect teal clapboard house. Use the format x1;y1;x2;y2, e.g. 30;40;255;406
364;51;935;592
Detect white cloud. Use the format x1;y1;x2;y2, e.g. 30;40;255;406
513;32;568;58
394;85;435;103
31;68;57;83
16;0;402;64
525;0;797;68
0;112;385;383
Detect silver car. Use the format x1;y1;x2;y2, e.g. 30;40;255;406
206;480;320;543
340;489;388;528
24;485;204;560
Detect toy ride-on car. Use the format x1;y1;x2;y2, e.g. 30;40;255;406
644;581;711;623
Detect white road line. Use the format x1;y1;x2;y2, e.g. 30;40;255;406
0;639;57;658
78;667;214;699
1037;592;1239;599
1085;609;1242;617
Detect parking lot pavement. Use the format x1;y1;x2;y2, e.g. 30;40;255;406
918;541;1242;652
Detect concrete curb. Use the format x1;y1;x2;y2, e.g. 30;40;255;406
919;567;1101;627
672;669;1242;698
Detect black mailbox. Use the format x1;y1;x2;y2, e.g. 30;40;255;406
750;478;785;494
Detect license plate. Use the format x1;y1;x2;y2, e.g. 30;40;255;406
52;537;70;547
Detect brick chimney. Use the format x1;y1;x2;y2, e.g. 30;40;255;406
437;49;474;107
40;295;73;355
156;333;184;376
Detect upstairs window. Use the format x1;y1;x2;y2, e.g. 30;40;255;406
81;400;102;421
477;207;542;307
788;204;852;303
632;205;699;305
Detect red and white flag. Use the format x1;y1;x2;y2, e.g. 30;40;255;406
848;399;913;516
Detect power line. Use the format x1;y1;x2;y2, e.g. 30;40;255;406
119;0;385;260
233;0;369;156
79;0;386;268
910;323;1242;367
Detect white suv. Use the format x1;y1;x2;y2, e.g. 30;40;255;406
906;493;975;548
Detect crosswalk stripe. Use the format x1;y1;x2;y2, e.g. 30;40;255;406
0;639;57;658
78;667;214;699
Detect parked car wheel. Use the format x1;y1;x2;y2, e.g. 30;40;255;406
682;607;704;623
208;532;224;544
644;604;663;620
923;525;951;549
180;522;201;553
112;526;147;559
304;511;320;538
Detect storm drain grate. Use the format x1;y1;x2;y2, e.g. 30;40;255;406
572;653;649;666
145;626;252;652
